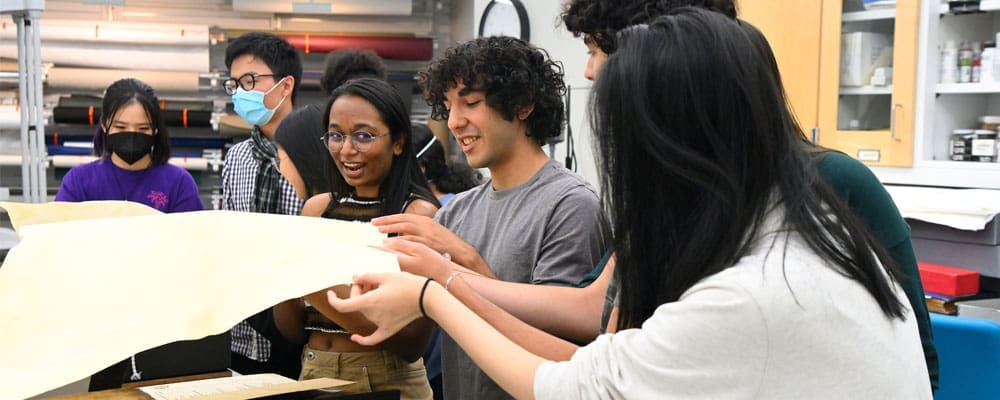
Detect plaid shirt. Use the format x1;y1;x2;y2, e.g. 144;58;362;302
222;130;303;362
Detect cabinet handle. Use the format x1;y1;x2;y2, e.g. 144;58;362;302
890;103;902;142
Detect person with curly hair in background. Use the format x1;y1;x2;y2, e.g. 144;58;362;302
562;0;736;79
372;37;609;400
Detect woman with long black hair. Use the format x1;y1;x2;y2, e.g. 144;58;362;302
325;9;931;399
274;78;439;399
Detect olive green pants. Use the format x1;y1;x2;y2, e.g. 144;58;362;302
299;346;432;400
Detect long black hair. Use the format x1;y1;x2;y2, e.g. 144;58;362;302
323;78;439;214
274;105;332;198
93;78;171;165
593;9;905;331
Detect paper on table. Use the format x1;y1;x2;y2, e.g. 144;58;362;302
139;373;351;400
0;200;162;234
884;185;1000;231
0;208;397;400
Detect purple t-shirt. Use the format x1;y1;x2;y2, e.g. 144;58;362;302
55;159;204;213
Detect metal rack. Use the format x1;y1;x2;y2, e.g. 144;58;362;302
1;0;46;203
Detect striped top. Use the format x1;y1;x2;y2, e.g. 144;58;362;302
321;192;384;222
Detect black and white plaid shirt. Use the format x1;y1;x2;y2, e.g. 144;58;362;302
222;130;303;362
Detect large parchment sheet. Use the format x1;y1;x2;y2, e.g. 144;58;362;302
885;186;1000;230
0;205;398;399
0;201;162;233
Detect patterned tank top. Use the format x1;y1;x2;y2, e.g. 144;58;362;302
304;191;424;334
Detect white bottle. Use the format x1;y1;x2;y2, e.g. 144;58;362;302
942;40;958;84
960;41;974;83
983;46;996;83
973;41;983;83
993;33;1000;84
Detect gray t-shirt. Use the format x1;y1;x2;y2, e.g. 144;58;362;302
436;159;608;400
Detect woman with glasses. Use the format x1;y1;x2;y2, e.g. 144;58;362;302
277;77;439;400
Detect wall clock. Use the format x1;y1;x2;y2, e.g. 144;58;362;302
478;0;530;41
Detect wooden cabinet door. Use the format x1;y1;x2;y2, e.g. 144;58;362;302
817;0;920;166
741;0;824;134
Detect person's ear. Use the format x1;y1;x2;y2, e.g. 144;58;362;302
282;76;295;98
517;103;535;120
393;135;404;156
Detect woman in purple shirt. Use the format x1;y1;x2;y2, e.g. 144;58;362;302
55;78;202;213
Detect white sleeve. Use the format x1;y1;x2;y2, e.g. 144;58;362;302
534;278;768;400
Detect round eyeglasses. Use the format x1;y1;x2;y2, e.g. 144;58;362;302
223;73;275;95
322;131;390;153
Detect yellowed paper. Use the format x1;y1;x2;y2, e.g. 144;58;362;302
0;201;162;234
139;374;351;400
0;208;397;399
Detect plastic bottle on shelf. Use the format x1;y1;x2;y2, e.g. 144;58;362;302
982;42;996;83
941;40;958;84
972;41;983;83
960;41;974;83
994;33;1000;84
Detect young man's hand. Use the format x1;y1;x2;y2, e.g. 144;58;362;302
372;214;494;278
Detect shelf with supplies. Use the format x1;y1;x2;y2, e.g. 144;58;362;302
937;83;1000;94
939;0;1000;14
883;1;1000;189
843;8;896;22
840;85;894;95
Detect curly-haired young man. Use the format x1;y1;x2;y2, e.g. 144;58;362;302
562;0;737;79
372;36;609;400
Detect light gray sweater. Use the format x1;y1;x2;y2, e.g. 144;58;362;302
535;212;931;399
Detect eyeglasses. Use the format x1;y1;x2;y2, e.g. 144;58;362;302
223;73;276;95
322;131;389;153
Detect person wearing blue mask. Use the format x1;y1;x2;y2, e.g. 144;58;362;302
220;31;305;379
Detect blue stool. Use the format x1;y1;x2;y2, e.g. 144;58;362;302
930;313;1000;399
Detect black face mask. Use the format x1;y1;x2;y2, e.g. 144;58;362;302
106;131;155;165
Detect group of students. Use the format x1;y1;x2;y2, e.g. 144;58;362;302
54;0;943;398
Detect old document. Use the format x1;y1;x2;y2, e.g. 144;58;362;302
0;203;397;399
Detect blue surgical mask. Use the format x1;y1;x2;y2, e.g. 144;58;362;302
232;76;288;127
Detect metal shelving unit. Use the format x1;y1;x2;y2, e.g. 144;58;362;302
1;0;47;203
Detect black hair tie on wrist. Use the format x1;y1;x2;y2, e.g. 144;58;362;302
419;277;434;319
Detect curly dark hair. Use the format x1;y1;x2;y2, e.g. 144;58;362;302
418;36;566;146
561;0;738;53
319;48;388;95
